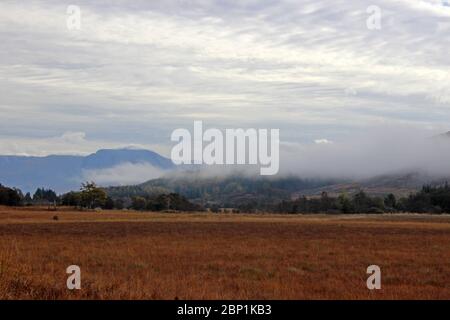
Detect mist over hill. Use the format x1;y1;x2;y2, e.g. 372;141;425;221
106;172;341;209
105;169;450;210
1;128;450;204
0;148;174;193
104;129;450;208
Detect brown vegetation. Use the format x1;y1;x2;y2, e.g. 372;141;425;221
0;206;449;299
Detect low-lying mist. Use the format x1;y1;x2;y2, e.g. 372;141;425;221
165;127;450;182
281;127;450;180
82;163;166;186
84;127;450;188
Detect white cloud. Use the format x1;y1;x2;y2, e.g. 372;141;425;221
280;126;450;179
0;0;449;156
82;162;166;187
314;139;333;145
0;132;170;157
60;131;86;143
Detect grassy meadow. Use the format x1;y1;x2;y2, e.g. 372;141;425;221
0;206;449;299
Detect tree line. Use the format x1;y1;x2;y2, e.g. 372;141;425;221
0;182;202;212
276;184;450;214
2;181;450;214
130;193;203;212
0;185;59;206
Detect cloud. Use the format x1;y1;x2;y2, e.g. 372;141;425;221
314;139;333;145
279;126;450;179
0;132;170;157
60;131;86;143
164;125;450;181
82;162;166;187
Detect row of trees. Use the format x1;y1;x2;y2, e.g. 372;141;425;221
131;193;203;212
276;185;450;214
3;181;450;214
1;181;202;212
277;191;393;214
60;182;109;209
0;182;109;209
400;184;450;213
27;188;58;203
61;183;202;211
0;185;60;206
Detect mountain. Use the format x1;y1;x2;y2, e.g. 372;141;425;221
0;148;174;193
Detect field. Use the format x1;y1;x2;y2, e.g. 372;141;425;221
0;206;449;300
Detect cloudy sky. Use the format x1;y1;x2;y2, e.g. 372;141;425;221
0;0;449;157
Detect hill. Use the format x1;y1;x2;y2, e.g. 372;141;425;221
106;172;340;210
105;170;450;211
297;172;450;198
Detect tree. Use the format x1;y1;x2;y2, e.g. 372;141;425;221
33;188;58;203
61;191;81;207
338;193;354;213
384;193;397;210
80;182;107;209
104;197;115;210
320;191;331;212
24;192;33;204
132;196;147;211
353;190;370;212
0;184;23;206
114;199;124;210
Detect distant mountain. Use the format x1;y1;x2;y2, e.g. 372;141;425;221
0;148;174;193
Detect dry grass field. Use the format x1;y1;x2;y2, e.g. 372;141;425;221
0;206;449;300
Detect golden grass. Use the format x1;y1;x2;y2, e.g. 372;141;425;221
0;206;449;300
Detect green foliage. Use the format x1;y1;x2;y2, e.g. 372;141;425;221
400;184;450;213
131;193;203;212
104;197;115;210
105;174;339;211
277;184;450;214
114;198;124;210
80;182;107;209
384;193;397;210
3;178;450;215
61;191;81;206
24;192;33;205
278;190;386;214
338;193;354;213
131;196;147;211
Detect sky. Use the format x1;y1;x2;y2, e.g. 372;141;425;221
0;0;449;158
